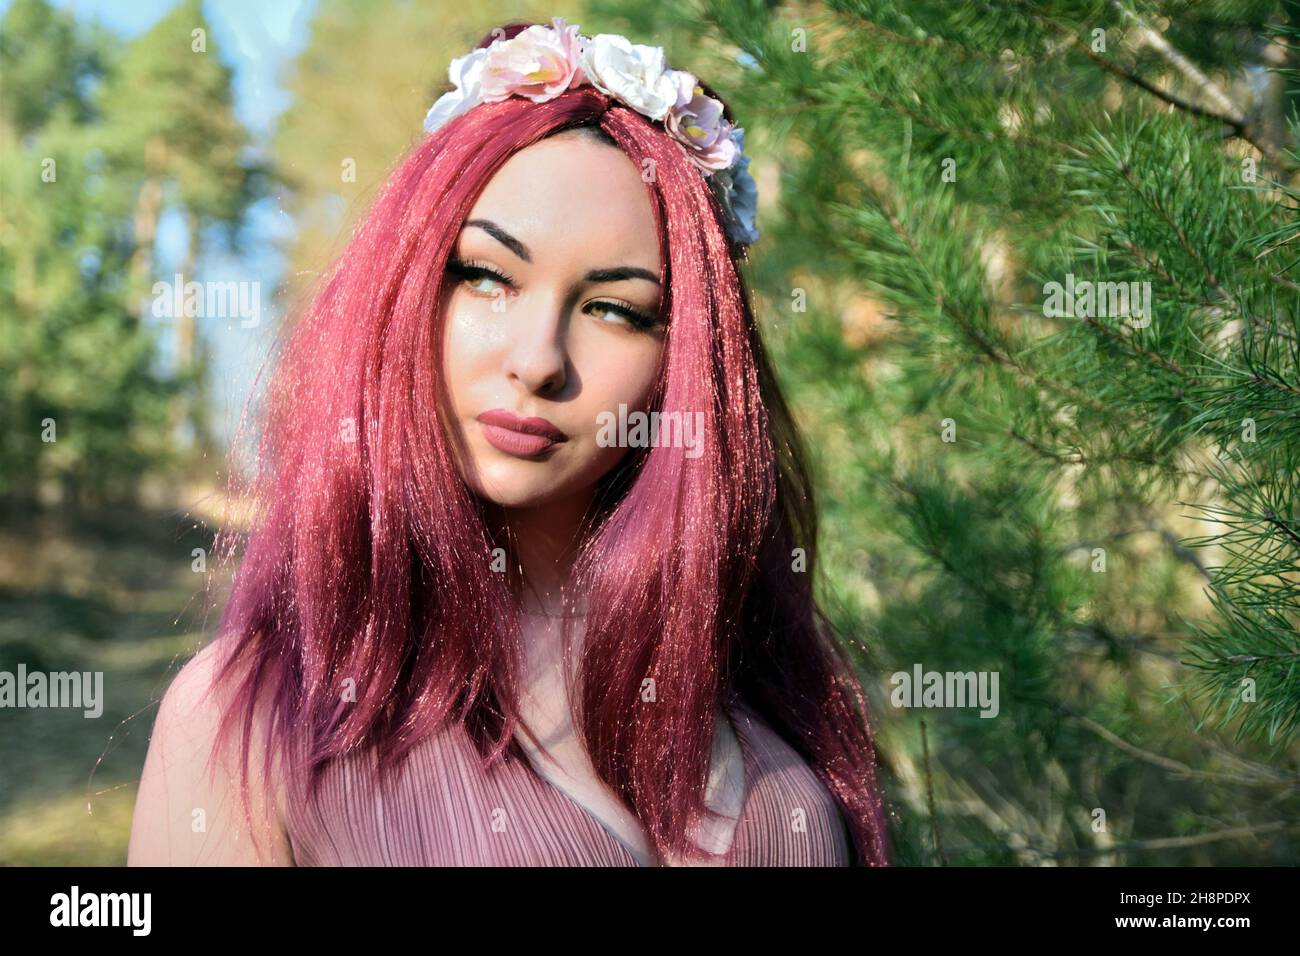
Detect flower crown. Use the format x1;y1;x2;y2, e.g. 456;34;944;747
422;17;760;249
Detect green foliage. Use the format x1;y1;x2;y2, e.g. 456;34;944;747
273;0;575;302
592;0;1300;863
0;0;255;506
0;0;106;135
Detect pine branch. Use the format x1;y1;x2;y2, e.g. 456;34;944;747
1110;0;1245;122
850;178;1110;415
1019;821;1300;860
1110;158;1240;313
1012;0;1295;171
919;716;947;864
1054;703;1299;788
802;78;1084;158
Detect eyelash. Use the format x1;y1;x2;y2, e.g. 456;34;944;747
446;257;662;331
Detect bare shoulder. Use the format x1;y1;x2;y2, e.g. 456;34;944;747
155;640;226;731
127;640;294;866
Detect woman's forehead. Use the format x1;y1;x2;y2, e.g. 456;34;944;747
462;135;661;268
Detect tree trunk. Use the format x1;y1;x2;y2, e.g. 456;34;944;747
129;135;168;319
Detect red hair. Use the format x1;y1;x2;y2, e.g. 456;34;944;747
206;34;890;866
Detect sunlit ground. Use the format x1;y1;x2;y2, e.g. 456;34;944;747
0;492;227;865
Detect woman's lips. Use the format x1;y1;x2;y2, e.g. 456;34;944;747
476;409;567;459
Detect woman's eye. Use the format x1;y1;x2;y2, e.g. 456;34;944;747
448;259;514;299
588;302;660;331
467;274;504;295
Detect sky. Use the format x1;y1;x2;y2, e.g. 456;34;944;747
2;0;319;448
27;0;316;137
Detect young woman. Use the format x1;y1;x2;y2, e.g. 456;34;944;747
128;17;891;867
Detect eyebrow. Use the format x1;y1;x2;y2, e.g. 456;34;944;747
463;218;660;287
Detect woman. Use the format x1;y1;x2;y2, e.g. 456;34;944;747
127;17;891;867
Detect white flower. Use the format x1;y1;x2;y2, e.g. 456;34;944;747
423;44;495;133
419;28;761;248
579;34;678;121
667;68;699;110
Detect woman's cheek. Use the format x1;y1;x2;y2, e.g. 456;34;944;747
575;327;662;396
444;299;508;409
448;296;508;357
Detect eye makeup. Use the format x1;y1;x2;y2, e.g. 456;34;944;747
446;257;663;331
447;257;517;291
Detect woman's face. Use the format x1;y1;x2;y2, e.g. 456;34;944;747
440;130;666;510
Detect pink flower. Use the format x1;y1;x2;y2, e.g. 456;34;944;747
664;71;737;172
479;17;587;104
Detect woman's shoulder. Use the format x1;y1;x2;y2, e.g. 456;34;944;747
127;639;293;865
155;639;275;768
727;696;836;791
157;640;228;725
725;695;854;863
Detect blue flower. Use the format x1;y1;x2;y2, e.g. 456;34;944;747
712;128;760;246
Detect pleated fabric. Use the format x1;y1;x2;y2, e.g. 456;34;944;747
284;697;851;866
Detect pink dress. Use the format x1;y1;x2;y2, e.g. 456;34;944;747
285;697;852;866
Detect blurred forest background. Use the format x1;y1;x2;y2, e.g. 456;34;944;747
1;0;1298;865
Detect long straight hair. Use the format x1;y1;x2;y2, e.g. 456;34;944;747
208;31;890;867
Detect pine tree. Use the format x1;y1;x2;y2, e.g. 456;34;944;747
0;0;256;506
589;0;1300;863
272;0;563;305
0;0;173;509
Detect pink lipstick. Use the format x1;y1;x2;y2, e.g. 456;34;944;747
476;409;567;459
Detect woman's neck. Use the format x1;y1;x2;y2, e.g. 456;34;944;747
493;489;594;618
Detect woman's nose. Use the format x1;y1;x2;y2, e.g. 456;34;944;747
502;291;568;396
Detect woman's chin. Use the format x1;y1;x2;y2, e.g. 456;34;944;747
469;466;579;510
